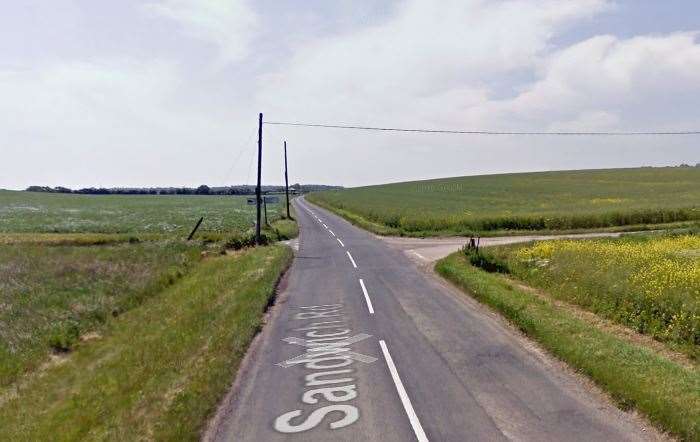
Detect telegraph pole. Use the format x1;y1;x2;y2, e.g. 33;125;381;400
284;140;291;218
255;113;263;244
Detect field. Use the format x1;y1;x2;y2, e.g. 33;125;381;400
0;189;285;234
473;233;700;358
0;190;295;438
307;167;700;236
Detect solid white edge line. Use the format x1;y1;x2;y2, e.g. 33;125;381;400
379;340;429;442
337;238;345;247
329;229;336;237
346;251;358;268
358;279;375;314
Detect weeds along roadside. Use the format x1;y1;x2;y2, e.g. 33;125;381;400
0;211;298;417
435;234;700;440
0;244;294;441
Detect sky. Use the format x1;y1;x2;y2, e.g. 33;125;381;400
1;0;699;190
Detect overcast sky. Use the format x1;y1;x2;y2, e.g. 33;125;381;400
1;0;699;189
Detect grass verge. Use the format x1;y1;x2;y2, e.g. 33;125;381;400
0;245;293;441
436;252;700;441
0;241;201;386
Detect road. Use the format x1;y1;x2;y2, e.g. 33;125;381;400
205;198;660;441
381;231;637;263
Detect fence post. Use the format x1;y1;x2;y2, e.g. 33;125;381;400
187;217;204;241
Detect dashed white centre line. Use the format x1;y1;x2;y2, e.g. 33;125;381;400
328;229;336;237
358;279;374;314
379;340;428;442
346;251;358;268
337;238;345;247
322;223;328;229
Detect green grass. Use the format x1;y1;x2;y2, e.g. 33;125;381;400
436;252;700;441
308;167;700;236
0;190;286;235
0;241;202;386
0;245;292;441
470;233;700;359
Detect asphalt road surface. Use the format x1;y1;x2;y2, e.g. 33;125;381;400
206;198;661;442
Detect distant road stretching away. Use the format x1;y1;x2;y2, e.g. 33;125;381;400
206;197;661;441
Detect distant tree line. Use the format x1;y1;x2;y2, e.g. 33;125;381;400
25;184;342;195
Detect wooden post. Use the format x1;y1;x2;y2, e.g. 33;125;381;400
187;217;204;241
255;113;263;244
284;140;291;218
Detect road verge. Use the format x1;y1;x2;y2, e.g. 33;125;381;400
0;245;293;441
435;252;699;441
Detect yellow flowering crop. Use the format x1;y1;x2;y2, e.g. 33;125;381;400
511;234;700;347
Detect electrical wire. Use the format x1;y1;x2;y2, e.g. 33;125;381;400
264;121;700;136
219;128;257;187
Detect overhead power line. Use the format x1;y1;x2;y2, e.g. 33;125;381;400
264;121;700;136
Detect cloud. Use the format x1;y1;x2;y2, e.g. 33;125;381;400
3;1;698;189
252;0;700;186
500;32;700;130
0;59;249;189
258;0;611;125
144;0;257;65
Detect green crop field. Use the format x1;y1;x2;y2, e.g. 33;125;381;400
308;167;700;236
0;190;284;235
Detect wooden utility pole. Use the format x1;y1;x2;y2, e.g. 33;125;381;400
255;113;263;244
284;140;291;218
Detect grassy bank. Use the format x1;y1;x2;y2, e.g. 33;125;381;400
436;252;700;440
308;167;700;236
0;245;293;441
0;241;202;386
474;233;700;359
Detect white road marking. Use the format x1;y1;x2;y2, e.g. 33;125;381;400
358;279;374;314
323;223;328;229
329;229;336;237
337;238;345;247
410;250;428;261
379;340;428;442
346;251;358;268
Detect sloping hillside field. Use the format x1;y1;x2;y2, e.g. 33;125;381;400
308;167;700;235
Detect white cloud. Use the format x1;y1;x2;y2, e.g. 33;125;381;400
144;0;257;64
504;32;700;130
258;0;610;125
0;59;249;189
2;1;698;189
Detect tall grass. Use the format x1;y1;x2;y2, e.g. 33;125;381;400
0;241;202;386
0;245;293;441
468;233;700;359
